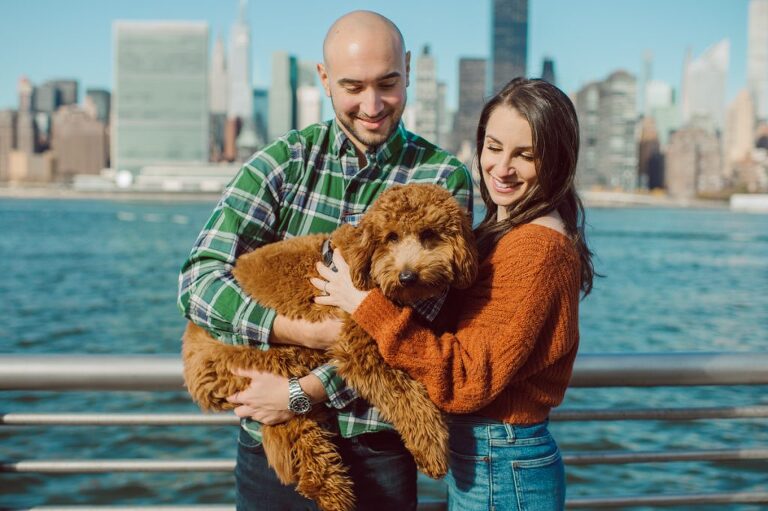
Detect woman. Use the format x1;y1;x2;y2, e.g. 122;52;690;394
313;77;595;510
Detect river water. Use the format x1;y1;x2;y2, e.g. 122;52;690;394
0;197;766;509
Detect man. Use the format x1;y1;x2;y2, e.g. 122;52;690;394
178;10;472;511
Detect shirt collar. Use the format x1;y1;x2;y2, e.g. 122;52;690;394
330;118;406;166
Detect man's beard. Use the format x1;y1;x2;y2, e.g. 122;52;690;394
332;98;405;151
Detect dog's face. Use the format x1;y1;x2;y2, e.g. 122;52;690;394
345;184;478;305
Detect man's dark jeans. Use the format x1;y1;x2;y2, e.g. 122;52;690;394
235;427;418;511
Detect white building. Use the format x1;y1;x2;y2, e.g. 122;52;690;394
748;0;768;121
296;61;322;130
227;0;252;120
112;21;209;174
268;51;297;140
575;71;638;191
681;40;730;131
209;35;228;115
415;45;441;145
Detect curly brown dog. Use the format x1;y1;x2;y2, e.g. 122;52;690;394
182;183;478;511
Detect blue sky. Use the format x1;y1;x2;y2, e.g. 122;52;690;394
0;0;749;111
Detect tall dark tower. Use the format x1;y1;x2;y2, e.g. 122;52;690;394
541;58;556;85
491;0;528;94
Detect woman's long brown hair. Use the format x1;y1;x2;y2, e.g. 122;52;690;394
474;78;595;296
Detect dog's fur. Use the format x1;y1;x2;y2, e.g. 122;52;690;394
182;184;478;511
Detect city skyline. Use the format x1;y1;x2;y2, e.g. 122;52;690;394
0;0;749;111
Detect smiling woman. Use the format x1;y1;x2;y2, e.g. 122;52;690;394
480;106;538;218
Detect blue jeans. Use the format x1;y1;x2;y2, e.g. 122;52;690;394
445;416;565;511
235;427;417;511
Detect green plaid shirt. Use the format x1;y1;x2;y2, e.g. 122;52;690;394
178;119;471;441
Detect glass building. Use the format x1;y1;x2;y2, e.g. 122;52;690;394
112;21;209;174
491;0;528;95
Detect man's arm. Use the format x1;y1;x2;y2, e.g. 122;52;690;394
177;142;287;346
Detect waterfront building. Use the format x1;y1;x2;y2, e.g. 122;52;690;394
665;119;723;198
645;79;679;147
725;90;762;191
253;88;268;149
7;150;53;183
268;51;298;140
112;21;209;174
296;62;322;131
638;116;664;190
574;71;638;191
452;57;486;156
540;57;556;85
84;89;111;125
415;45;440;145
748;0;768;120
210;35;229;116
0;110;17;181
491;0;528;95
681;40;729;132
227;0;252;121
209;34;228;162
51;105;108;180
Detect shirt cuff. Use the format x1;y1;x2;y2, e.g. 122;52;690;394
311;363;359;409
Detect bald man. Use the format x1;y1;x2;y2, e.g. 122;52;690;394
179;11;472;510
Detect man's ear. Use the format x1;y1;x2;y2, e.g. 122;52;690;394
404;50;411;87
317;63;331;97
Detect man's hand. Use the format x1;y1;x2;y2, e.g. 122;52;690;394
270;315;343;350
226;369;295;425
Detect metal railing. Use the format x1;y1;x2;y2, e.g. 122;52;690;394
2;352;768;510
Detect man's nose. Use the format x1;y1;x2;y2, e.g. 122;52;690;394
360;88;384;117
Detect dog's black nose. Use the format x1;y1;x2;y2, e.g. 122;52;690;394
399;270;418;286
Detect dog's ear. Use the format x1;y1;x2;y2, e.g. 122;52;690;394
333;223;375;290
451;212;479;289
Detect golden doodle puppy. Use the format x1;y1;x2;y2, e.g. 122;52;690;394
182;183;478;511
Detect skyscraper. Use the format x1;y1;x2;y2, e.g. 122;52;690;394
748;0;768;120
638;117;664;190
210;35;229;115
296;61;322;130
645;79;679;146
452;57;486;157
84;89;111;125
575;71;638;191
112;21;209;174
268;51;297;140
0;110;16;181
681;39;730;131
51;105;108;179
415;45;440;145
491;0;528;95
228;0;252;120
540;58;556;85
665;120;723;198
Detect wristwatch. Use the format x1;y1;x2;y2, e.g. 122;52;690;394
287;377;312;414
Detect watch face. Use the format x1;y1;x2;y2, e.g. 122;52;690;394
290;395;311;414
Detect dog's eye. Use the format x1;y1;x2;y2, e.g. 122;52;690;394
419;229;438;243
385;232;399;243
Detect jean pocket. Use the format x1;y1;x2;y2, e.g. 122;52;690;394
510;448;565;510
237;428;264;452
356;430;406;455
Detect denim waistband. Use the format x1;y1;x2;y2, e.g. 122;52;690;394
447;415;550;442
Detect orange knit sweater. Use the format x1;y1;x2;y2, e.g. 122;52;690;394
352;223;582;424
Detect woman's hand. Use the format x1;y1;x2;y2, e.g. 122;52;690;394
312;249;370;314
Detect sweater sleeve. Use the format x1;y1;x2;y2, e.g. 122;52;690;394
351;240;577;414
